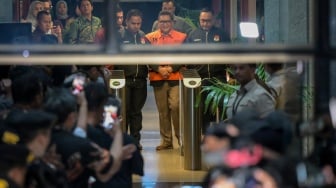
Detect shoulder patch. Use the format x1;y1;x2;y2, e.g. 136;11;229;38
0;179;9;188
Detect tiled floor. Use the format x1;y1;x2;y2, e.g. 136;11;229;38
132;86;207;188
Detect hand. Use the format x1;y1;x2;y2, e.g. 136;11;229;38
104;120;122;138
88;149;110;172
52;25;62;37
66;152;84;181
0;79;11;95
322;165;335;185
122;144;136;160
42;144;65;170
166;66;173;73
253;169;278;188
67;160;84;181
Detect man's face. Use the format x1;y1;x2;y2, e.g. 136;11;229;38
162;2;175;14
88;67;99;81
39;14;52;33
35;129;51;157
233;64;255;85
43;2;51;13
116;11;124;28
158;15;173;34
126;16;142;34
202;135;230;153
80;0;93;17
199;11;215;31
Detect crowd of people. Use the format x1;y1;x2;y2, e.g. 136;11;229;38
2;0;336;187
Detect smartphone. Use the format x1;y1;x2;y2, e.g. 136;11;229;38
72;74;85;95
102;105;118;129
53;20;62;28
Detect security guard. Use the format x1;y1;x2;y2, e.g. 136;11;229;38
3;110;70;188
226;64;275;119
0;144;33;188
187;7;230;80
187;8;230;133
115;9;148;149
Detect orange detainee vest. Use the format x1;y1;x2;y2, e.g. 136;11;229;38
149;71;181;81
146;29;186;81
145;29;186;45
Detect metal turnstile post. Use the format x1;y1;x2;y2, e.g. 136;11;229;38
109;70;127;133
181;69;202;170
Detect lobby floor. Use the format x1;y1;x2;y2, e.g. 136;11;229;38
132;86;207;188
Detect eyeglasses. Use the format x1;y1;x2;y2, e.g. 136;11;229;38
159;20;172;24
200;19;212;23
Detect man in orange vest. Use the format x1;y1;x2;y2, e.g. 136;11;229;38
145;10;186;150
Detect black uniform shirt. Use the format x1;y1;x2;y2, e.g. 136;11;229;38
51;128;104;188
87;125;144;188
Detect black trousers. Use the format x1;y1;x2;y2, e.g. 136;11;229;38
125;78;147;144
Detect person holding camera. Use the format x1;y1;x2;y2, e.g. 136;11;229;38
84;82;144;188
43;87;123;188
32;10;63;44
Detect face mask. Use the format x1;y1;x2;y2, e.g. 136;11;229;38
202;149;227;167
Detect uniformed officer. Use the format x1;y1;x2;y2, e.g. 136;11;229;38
44;87;123;188
0;143;33;188
187;8;231;133
115;9;148;149
226;64;276;119
3;110;70;188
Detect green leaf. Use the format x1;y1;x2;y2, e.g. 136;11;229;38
197;77;239;119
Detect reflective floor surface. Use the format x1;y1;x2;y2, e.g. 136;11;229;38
132;86;207;188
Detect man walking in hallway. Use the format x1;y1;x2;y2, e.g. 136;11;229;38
145;10;186;150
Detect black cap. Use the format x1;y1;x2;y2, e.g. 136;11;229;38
5;110;56;143
6;110;56;130
0;144;34;168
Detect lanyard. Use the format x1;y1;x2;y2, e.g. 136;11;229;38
232;89;247;116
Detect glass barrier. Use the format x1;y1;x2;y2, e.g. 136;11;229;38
0;0;314;55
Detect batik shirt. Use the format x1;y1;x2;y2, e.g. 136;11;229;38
66;16;101;44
